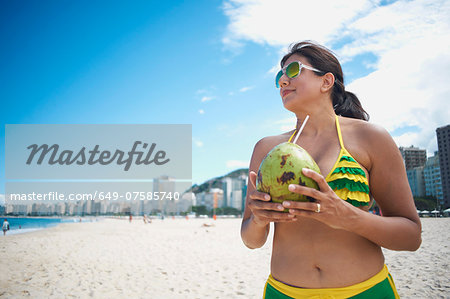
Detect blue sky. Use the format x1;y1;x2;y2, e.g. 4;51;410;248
1;0;449;195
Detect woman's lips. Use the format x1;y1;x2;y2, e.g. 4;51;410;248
282;89;294;97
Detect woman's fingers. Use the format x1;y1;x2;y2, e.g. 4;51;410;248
282;200;319;212
248;170;298;223
302;168;331;192
249;200;284;211
257;210;297;221
249;190;271;202
288;183;323;201
259;216;297;223
249;171;258;189
286;168;333;202
248;195;297;222
249;171;271;201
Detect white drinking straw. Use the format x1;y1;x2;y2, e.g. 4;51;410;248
292;115;309;144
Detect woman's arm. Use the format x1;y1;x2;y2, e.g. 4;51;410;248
282;124;422;251
241;137;297;249
356;124;422;250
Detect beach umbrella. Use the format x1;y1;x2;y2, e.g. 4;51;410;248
443;208;450;217
431;210;439;214
420;210;430;214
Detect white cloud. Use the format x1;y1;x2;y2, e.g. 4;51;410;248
197;87;217;102
267;64;279;75
201;96;214;102
273;116;297;132
226;160;250;168
222;0;373;48
239;86;254;92
392;132;419;149
193;138;204;147
274;117;296;124
345;0;450;154
199;109;205;114
196;89;207;94
280;125;294;132
222;0;450;154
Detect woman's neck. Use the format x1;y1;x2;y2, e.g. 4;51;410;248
294;108;336;136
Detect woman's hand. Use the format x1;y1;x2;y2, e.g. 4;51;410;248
247;171;298;227
282;168;358;230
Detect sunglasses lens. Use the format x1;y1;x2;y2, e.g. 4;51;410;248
275;70;283;88
286;62;299;78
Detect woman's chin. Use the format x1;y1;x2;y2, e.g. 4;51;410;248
282;97;298;112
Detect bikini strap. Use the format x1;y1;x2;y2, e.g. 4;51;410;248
290;116;343;146
335;115;345;148
288;129;297;143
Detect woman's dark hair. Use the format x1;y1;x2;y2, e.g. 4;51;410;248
280;41;369;121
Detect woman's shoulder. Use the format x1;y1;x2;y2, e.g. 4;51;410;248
254;131;295;152
249;131;295;170
339;116;399;169
339;116;392;143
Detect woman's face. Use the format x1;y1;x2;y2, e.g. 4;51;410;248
278;54;323;111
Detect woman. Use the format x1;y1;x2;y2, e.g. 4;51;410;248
241;41;421;298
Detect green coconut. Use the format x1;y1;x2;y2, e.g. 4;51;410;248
256;142;321;204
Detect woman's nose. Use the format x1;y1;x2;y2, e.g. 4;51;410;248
278;74;289;87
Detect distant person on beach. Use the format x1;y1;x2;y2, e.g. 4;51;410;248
2;219;10;236
241;41;421;298
129;214;132;223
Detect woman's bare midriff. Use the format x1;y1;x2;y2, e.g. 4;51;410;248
270;215;385;288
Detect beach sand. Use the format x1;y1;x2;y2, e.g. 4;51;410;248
0;217;448;298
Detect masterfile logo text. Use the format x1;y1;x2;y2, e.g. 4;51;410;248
6;124;191;180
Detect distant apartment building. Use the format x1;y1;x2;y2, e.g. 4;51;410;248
178;192;196;213
437;125;450;208
424;152;443;204
222;177;232;208
196;188;224;211
406;166;426;197
222;175;248;211
399;146;427;170
150;175;177;215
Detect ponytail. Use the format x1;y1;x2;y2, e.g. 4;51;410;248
332;79;369;121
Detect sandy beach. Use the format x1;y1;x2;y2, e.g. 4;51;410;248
0;217;449;298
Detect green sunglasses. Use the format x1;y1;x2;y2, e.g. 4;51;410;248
275;61;323;88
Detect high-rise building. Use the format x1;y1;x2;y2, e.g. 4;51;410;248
222;175;248;211
152;175;176;214
231;175;247;211
437;125;450;208
178;192;196;214
399;146;427;170
406;166;425;197
196;188;223;210
222;177;232;207
424;152;443;205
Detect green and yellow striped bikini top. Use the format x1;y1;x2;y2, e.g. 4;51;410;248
288;115;370;207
